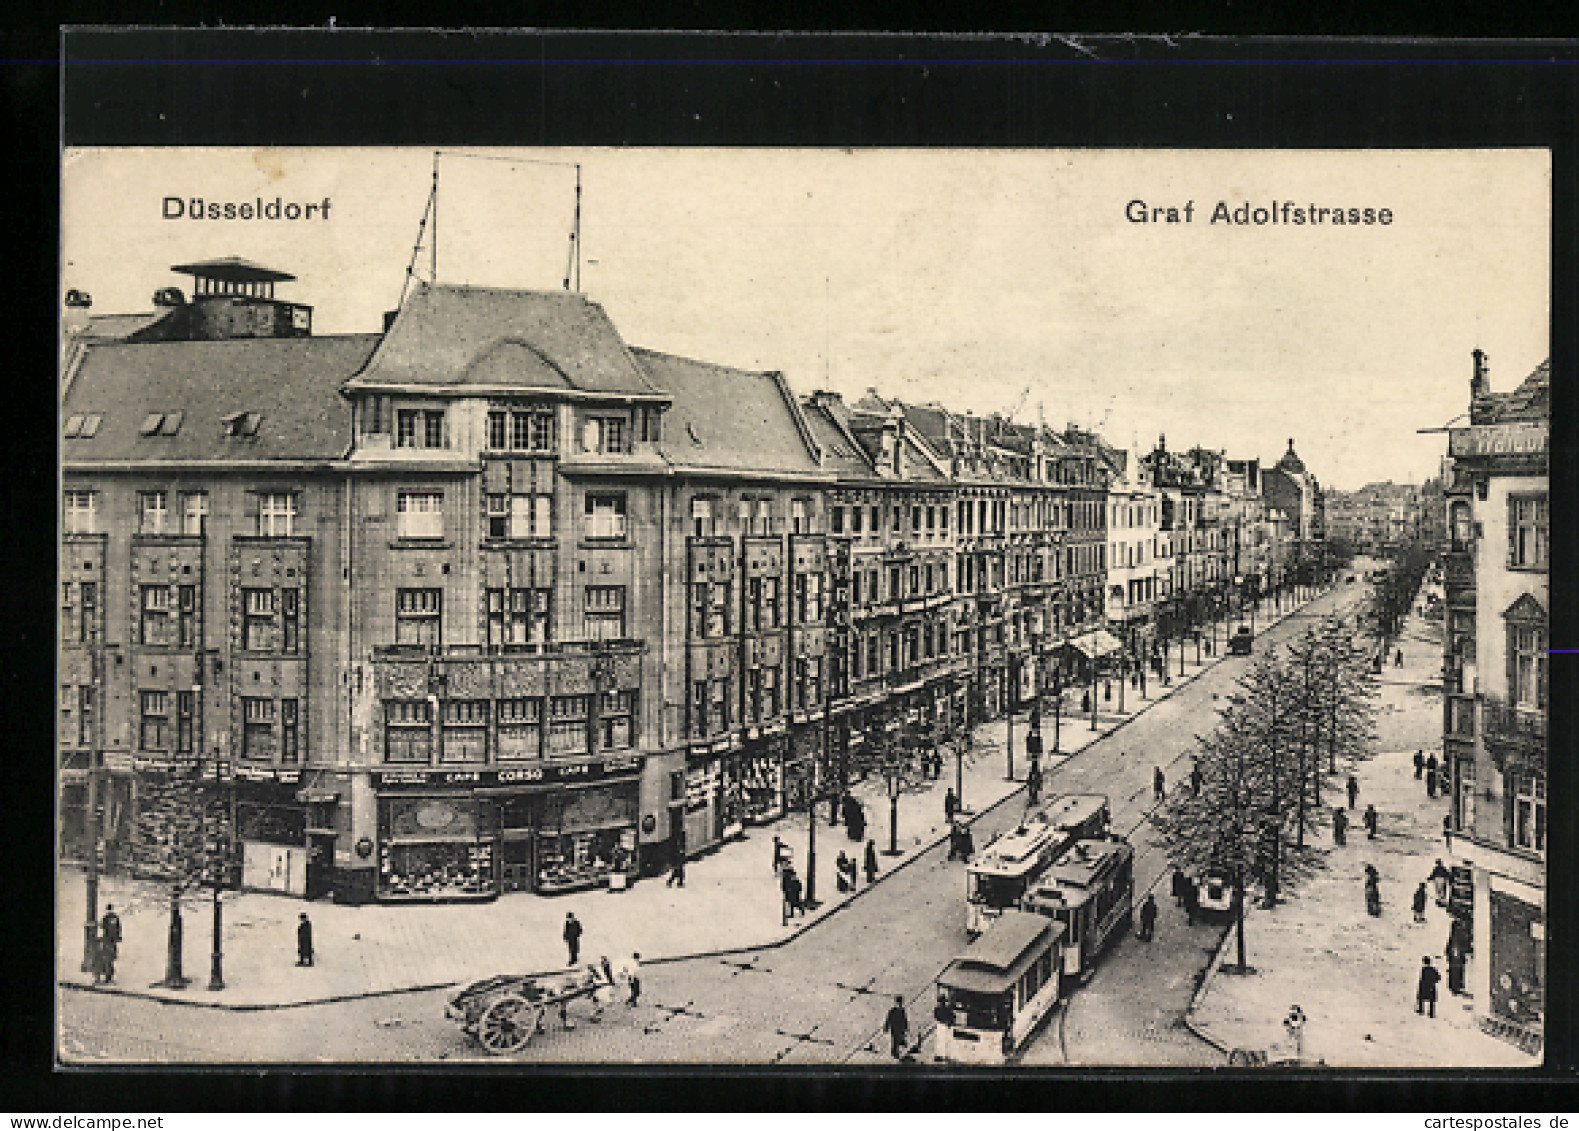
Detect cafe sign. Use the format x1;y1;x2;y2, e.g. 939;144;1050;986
373;754;641;790
1448;422;1547;459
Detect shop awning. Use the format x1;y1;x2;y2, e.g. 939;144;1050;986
1064;629;1123;660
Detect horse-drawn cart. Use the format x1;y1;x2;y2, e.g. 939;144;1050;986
446;966;611;1054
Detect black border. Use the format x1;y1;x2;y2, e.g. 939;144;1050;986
17;26;1579;1113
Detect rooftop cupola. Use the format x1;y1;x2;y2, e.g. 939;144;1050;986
166;257;313;340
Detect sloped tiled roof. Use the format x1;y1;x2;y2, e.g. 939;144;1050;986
346;281;662;397
801;397;878;479
634;348;822;476
1472;359;1549;425
62;335;380;462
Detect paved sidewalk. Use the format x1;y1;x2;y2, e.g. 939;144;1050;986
57;596;1307;1013
1185;610;1538;1068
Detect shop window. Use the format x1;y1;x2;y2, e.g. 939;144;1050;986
1509;495;1548;569
599;690;636;750
396;588;442;647
138;690;169;751
441;700;489;763
63;490;99;534
488;587;551;649
139;585;172;647
497;697;542;759
1512;771;1546;855
549;695;590;755
281;588;300;654
241;588;276;651
396;491;444;540
242;696;276;759
138;491;169;535
176;690;195;754
384;700;432;762
584;586;626;641
257;493;297;537
584;493;628;540
178;585;199;649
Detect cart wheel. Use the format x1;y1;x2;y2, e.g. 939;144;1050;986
477;993;534;1054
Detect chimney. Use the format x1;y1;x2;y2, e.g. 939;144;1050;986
808;389;845;411
1471;348;1489;400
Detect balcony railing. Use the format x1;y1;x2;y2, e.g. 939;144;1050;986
372;638;643;661
1480;695;1546;744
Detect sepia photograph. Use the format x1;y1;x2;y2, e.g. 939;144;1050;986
57;144;1549;1070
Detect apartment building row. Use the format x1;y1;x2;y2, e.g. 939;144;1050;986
59;257;1325;905
1439;348;1548;1056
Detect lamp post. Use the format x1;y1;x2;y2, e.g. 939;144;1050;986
207;748;226;992
81;649;103;975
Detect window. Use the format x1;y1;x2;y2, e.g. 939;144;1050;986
61;583;74;647
549;695;589;755
78;685;95;747
599;690;635;750
1510;495;1548;568
909;565;921;597
639;407;663;443
584;493;628;540
692;680;710;738
709;582;732;637
396;491;444;540
487;494;510;538
441;700;489;763
488;588;551;648
711;678;731;732
889;566;902;601
281;588;300;654
384;700;432;763
242;698;276;758
140;585;172;647
497;698;542;760
584;586;626;640
487;491;551;539
851;506;863;534
912;506;922;533
892;506;902;534
176;691;196;754
1511;623;1547;709
692;497;715;538
396;589;442;647
139;691;169;751
242;588;276;651
739;499;753;534
831;506;845;535
746;667;764;722
795;572;823;624
850;573;862;606
757;499;774;535
762;665;781;717
791;498;810;534
761;576;779;629
1513;772;1546;855
178;585;199;649
396;409;418;448
138;491;169;535
597;417;627;454
940;506;948;534
63;490;98;534
281;699;300;764
79;582;97;643
796;656;822;710
423;410;445;449
180;492;209;536
258;493;297;536
488;411;508;451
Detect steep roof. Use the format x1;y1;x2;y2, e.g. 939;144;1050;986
1275;438;1307;476
62;335;380;462
801;396;878;479
634;348;823;477
1471;358;1549;425
346;281;662;397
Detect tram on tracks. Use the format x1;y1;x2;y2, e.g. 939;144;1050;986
964;793;1110;936
1021;836;1135;982
933;909;1066;1064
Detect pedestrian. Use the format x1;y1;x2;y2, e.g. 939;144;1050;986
1416;956;1441;1017
782;865;804;921
1396;648;1405;668
944;788;959;825
1171;867;1188;907
1191;761;1202;797
1138;893;1158;942
772;835;787;873
622;952;642;1006
1446;936;1467;996
1413;750;1425;780
96;904;122;984
1153;766;1165;802
563;911;583;966
883;995;910;1060
1412;882;1429;923
1430;859;1451;905
845;797;867;844
1026;765;1043;807
667;846;687;888
1443;814;1453;852
1364;804;1379;840
1425;754;1439;799
1332;808;1347;846
836;850;854;891
590;956;616;1022
864;839;879;885
1347;774;1360;810
296;912;314;967
1283;1004;1307;1061
1182;877;1200;927
959;825;975;862
1364;866;1381;917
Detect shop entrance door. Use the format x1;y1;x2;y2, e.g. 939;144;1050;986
501;836;534;893
305;834;335;900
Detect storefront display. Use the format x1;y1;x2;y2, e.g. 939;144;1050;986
733;740;786;825
379;795;495;900
535;781;638;893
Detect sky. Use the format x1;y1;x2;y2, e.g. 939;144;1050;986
61;147;1549;491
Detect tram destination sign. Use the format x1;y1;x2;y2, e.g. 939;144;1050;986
1448;421;1547;459
373;754;641;790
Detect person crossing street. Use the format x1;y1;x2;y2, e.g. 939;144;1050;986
1137;893;1158;942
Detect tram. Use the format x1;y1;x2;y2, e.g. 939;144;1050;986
1021;837;1135;982
964;794;1110;936
933;909;1066;1064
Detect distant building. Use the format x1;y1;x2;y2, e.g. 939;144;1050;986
1439;348;1547;1056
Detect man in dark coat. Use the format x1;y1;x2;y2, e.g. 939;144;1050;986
1364;804;1379;840
1026;765;1043;807
1190;761;1202;797
1138;894;1158;942
97;905;122;984
296;912;314;967
1182;877;1200;927
1413;750;1425;780
1425;754;1439;798
1171;867;1188;906
1412;883;1429;923
1364;865;1381;917
864;839;880;885
943;788;959;825
883;995;910;1060
1347;775;1360;810
563;912;583;966
1446;935;1468;995
1332;808;1347;846
1416;957;1441;1017
1430;859;1451;905
781;864;803;923
1153;766;1166;802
